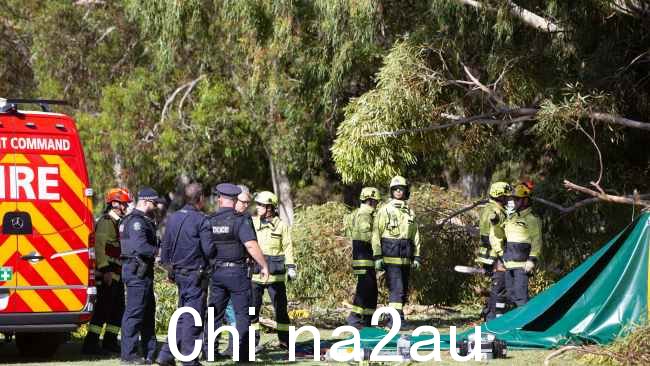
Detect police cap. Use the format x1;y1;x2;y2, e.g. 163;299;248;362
137;187;165;204
214;183;242;198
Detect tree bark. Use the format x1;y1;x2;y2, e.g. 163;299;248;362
267;152;294;226
455;0;563;33
113;153;124;187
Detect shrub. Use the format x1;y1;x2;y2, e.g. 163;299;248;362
288;184;486;307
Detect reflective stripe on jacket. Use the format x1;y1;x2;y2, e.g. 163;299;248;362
502;208;542;269
371;199;420;261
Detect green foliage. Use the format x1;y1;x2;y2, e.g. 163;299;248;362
290;184;506;307
288;201;351;307
332;41;444;184
154;268;178;334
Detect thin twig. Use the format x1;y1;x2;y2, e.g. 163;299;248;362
463;64;508;108
574;119;603;186
178;74;206;125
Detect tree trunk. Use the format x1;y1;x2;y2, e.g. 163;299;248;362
267;152;294;226
442;167;490;198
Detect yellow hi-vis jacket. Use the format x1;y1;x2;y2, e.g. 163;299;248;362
252;215;294;283
344;203;375;274
371;199;421;265
475;200;506;266
494;207;542;269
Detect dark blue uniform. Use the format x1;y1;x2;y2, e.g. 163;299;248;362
157;205;212;366
119;209;159;363
203;206;257;361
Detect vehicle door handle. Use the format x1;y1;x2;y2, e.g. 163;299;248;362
21;253;44;262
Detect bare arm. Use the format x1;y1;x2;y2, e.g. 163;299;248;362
245;240;269;282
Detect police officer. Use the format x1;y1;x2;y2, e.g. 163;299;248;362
120;187;165;364
156;183;212;366
372;176;421;326
203;183;269;361
476;182;511;320
250;191;295;349
345;187;381;328
496;182;542;307
82;188;131;355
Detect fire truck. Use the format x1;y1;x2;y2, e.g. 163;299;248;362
0;99;96;356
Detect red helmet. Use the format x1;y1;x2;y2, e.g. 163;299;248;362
105;188;132;204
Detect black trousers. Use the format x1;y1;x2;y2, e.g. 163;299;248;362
486;270;507;320
121;262;156;361
385;264;410;325
85;279;124;345
208;266;253;361
157;271;207;366
505;268;529;306
347;269;378;328
251;281;290;345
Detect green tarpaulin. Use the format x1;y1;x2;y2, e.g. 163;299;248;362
358;212;650;350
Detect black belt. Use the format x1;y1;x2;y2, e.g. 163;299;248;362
214;261;246;268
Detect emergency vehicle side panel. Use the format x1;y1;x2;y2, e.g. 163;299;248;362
0;112;93;313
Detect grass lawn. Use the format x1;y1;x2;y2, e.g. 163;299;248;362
0;305;584;365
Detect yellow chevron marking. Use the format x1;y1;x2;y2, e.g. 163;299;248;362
0;236;16;268
16;236;83;310
0;236;15;288
49;199;90;245
1;153;30;164
41;155;90;210
15;273;51;312
16;203;87;283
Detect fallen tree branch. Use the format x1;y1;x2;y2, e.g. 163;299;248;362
435;199;487;230
455;0;563;33
365;108;538;137
563;180;650;207
365;108;650;137
544;346;578;366
588;112;650;131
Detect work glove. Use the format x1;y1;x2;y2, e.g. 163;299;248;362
287;266;298;281
411;256;422;270
524;260;535;273
374;258;384;271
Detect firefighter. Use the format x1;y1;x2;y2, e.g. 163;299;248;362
82;188;131;355
345;187;381;328
156;183;212;366
250;191;295;349
119;187;165;364
498;182;542;307
372;176;421;327
203;183;269;362
477;182;512;321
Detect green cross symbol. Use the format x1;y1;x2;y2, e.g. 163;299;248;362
0;267;12;282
